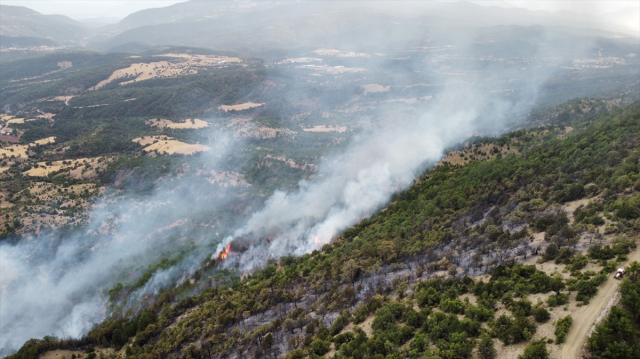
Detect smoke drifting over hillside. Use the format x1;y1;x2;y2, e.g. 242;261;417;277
1;1;637;355
216;92;531;271
0;137;235;353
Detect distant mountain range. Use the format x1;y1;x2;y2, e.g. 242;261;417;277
0;4;88;42
1;1;637;54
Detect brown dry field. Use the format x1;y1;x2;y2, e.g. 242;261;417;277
6;118;24;124
218;102;264;112
0;144;29;159
132;136;209;155
0;137;55;170
36;112;56;119
90;54;242;90
23;156;104;179
89;61;194;89
32;136;56;145
147;118;208;129
302;125;347;133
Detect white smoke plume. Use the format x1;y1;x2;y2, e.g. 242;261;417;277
214;95;524;271
0;135;236;354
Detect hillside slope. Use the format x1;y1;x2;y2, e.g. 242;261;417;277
0;5;87;42
8;101;639;359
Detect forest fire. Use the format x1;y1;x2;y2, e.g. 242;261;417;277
219;243;231;259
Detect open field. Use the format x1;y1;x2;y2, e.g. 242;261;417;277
36;112;56;119
5;118;24;124
0;144;29;159
23;156;105;179
302;125;347;133
132;136;209;155
313;48;370;57
147;118;208;129
90;53;243;90
218;102;264;112
51;95;74;105
89;61;196;89
157;53;242;65
277;57;322;64
0;137;56;162
298;64;365;74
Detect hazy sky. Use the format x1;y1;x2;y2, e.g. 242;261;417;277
1;0;638;23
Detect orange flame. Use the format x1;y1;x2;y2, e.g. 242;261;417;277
219;243;231;259
314;236;320;244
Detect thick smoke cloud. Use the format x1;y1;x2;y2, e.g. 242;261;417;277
215;93;528;272
0;135;235;354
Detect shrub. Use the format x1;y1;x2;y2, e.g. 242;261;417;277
555;315;573;344
587;306;640;358
309;339;331;356
478;333;496;359
547;293;569;307
532;306;551;323
543;244;559;261
518;339;549;359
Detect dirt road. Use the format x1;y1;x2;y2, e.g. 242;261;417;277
560;247;640;358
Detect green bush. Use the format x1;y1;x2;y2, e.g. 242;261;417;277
555;315;573;344
518;339;549;359
547;293;569;307
588;306;640;358
532;306;551;323
309;339;331;356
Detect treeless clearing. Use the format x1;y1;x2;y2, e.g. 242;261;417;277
299;65;365;75
89;61;195;90
51;95;74;105
90;54;243;90
132;136;209;155
57;61;72;70
6;118;24;124
0;144;29;159
23;156;104;178
36;112;55;119
382;96;432;104
1;137;56;161
303;125;347;133
158;53;242;65
362;84;390;93
147;118;208;129
277;57;322;64
32;136;56;145
313;48;370;57
218;102;264;112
